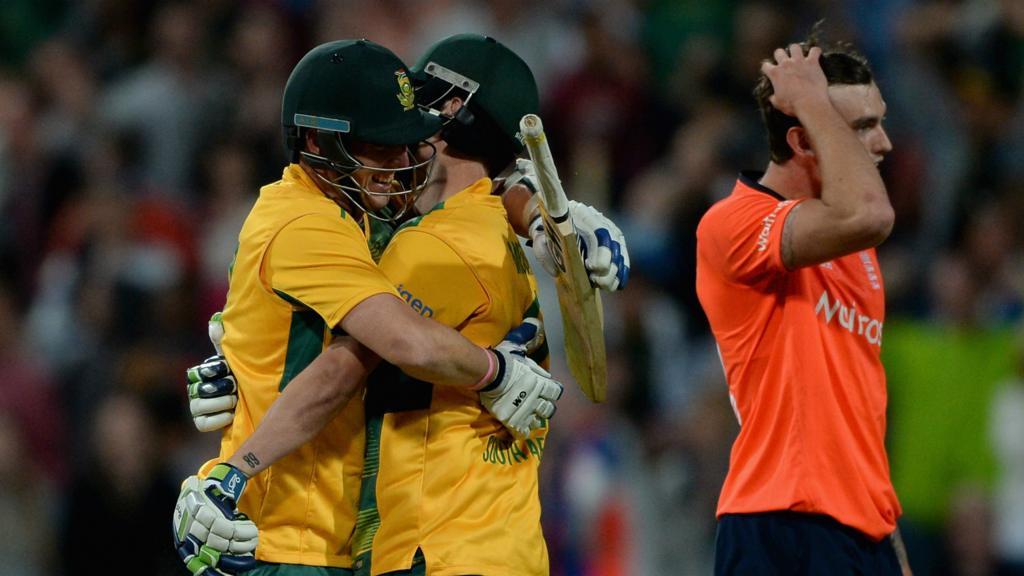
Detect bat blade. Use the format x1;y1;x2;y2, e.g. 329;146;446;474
519;114;607;402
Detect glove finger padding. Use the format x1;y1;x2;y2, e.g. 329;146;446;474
188;356;233;385
217;552;257;573
186;355;238;432
194;411;236;433
495;318;545;357
536;398;557;419
176;532;253;576
568;200;631;291
190;393;237;416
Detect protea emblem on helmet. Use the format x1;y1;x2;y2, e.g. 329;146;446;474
395;70;415;111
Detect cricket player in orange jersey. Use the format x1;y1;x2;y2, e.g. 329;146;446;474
170;39;563;576
695;33;913;574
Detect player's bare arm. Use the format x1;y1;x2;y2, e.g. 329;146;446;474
225;336;378;477
339;293;493;387
765;44;894;269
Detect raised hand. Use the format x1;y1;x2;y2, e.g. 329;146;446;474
761;43;829;118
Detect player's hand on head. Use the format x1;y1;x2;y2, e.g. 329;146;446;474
762;43;828;117
478;348;563;438
568;200;630;291
173;464;258;575
187;312;239;432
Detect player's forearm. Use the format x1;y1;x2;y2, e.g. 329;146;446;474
342;293;492;389
394;317;492;388
500;183;538;238
226;339;375;477
798;99;893;243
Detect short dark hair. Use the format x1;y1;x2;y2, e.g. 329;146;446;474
754;24;874;163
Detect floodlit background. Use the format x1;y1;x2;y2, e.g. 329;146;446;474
1;1;1022;574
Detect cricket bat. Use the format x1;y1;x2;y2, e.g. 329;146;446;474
519;114;607;403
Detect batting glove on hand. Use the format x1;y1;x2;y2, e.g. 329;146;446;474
479;349;562;438
501;158;538;193
494;317;546;358
528;200;631;291
173;463;258;575
188;313;238;432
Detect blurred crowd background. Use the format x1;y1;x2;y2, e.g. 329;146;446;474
1;0;1022;575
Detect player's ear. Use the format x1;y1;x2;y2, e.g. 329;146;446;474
444;96;475;126
785;126;814;160
304;129;321;155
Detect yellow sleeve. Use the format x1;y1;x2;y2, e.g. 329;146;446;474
266;213;398;328
378;228;486;328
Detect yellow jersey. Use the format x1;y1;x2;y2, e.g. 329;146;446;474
353;178;551;576
200;164;398;568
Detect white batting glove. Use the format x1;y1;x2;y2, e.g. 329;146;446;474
187;313;238;432
501;157;538;193
479;348;562;438
493;317;545;358
173;464;258;575
528;200;631;291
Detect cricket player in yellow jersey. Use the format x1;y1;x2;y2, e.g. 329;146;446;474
348;35;560;576
171;39;563;576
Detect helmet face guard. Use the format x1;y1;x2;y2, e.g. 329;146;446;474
414;61;480;127
297;123;437;223
280;40;446;223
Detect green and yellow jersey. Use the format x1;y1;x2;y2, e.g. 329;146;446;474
199;164;398;568
353;178;550;576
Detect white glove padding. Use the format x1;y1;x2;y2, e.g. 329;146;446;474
501;158;538;193
174;471;257;554
173;464;258;576
187;355;238;432
478;349;563;438
528;201;631;291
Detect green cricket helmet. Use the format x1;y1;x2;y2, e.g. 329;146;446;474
281;39;441;221
410;34;539;174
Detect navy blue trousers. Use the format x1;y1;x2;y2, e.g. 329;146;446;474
715;512;902;575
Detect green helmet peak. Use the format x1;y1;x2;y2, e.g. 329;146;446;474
410;34;539;157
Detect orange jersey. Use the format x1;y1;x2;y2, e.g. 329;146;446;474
695;172;901;541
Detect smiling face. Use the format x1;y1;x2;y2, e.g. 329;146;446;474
827;81;892;165
344;140;412;211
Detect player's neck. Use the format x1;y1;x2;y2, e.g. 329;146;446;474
435;156;487;201
759;161;817;200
